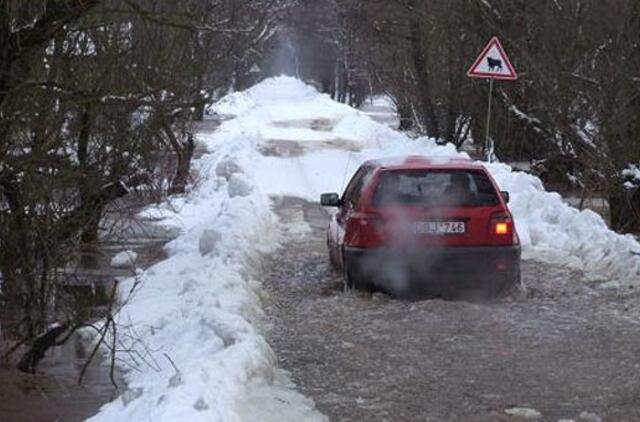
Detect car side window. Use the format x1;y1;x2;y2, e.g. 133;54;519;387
342;166;373;209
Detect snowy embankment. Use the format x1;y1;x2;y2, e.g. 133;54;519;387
89;76;640;422
212;77;640;286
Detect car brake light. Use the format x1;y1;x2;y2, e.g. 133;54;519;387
489;212;515;245
494;222;510;235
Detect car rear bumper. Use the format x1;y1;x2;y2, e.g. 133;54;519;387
344;245;521;296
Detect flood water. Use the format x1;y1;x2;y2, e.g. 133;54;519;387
264;197;640;421
0;334;122;422
0;205;175;422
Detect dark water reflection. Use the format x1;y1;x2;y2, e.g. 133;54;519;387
0;215;173;422
0;332;121;422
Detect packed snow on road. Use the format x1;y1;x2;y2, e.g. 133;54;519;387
87;77;640;421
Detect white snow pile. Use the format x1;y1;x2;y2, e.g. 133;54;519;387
487;161;640;285
504;406;542;419
110;250;137;268
88;78;328;422
210;76;640;287
89;76;640;422
622;164;640;189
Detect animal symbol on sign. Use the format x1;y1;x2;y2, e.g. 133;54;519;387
487;57;502;71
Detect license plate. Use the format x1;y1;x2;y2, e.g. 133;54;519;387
414;221;465;235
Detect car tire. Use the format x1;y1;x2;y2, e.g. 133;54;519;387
342;251;355;292
328;241;340;272
509;271;526;298
494;271;525;300
342;251;376;294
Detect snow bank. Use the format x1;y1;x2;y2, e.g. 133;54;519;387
207;76;640;287
89;75;640;422
623;163;640;189
110;250;137;268
487;162;640;285
210;76;353;123
88;78;326;422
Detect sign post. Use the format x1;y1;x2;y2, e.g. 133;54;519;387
466;36;518;162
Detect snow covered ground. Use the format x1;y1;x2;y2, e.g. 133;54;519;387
110;250;138;268
88;76;640;422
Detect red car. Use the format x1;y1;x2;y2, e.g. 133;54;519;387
321;156;521;298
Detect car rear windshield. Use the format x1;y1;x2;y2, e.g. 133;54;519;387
372;169;500;207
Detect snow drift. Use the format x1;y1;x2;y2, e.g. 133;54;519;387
213;76;640;286
89;76;640;422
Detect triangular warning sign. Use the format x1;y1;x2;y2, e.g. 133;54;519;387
467;36;517;80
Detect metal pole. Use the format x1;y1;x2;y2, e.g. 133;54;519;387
485;78;494;162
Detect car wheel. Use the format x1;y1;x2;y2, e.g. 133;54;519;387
495;271;525;300
342;250;375;294
342;252;355;292
328;241;339;272
509;271;526;299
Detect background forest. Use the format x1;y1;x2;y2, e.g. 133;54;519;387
282;0;640;232
1;0;639;369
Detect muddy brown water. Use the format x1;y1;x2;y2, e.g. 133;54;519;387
0;337;121;422
263;197;640;422
0;120;214;422
0;213;173;422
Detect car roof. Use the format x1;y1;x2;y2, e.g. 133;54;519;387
363;155;485;171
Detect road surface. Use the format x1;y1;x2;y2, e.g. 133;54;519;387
262;197;640;422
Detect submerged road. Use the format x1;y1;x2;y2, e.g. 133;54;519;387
262;197;640;422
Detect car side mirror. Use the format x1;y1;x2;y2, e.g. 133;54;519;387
501;191;510;204
320;193;341;207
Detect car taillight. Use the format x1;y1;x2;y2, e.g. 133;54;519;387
345;213;384;248
494;221;510;235
488;212;515;246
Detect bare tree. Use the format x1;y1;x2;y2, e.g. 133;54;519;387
0;0;292;372
283;0;640;231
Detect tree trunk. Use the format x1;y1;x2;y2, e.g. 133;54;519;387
18;323;69;373
397;102;414;131
76;103;103;250
409;1;440;139
609;187;640;233
165;128;195;195
0;175;33;337
193;100;205;122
